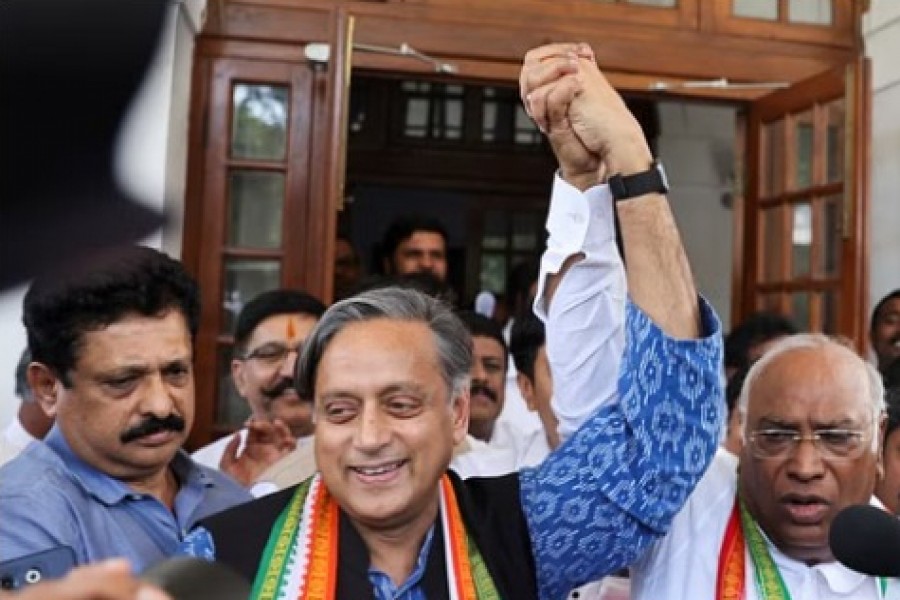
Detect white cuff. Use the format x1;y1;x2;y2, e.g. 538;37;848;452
535;173;617;319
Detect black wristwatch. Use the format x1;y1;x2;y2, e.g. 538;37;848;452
608;160;669;201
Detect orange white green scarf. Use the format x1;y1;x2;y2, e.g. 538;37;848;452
249;473;501;600
716;497;889;600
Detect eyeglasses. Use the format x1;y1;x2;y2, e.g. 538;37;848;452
240;342;302;366
746;428;871;460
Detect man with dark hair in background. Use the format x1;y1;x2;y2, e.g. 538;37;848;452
455;311;550;467
380;215;449;281
871;289;900;376
0;246;252;573
721;311;798;457
0;349;55;467
192;288;326;492
497;258;545;436
510;311;560;451
724;311;799;380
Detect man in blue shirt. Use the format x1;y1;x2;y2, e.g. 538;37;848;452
0;246;253;573
188;42;726;600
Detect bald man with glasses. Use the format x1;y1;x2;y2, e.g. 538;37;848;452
630;333;891;600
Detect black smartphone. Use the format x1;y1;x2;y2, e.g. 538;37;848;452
0;546;76;591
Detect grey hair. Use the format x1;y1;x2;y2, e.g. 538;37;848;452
14;348;34;404
294;287;472;401
738;333;886;449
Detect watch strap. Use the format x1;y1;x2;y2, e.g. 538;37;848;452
608;160;669;201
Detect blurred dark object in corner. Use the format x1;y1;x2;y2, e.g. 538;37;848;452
142;557;251;600
0;0;169;290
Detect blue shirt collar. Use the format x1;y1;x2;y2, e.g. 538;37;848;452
367;524;435;599
44;425;212;506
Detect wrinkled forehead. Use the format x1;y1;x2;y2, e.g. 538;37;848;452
747;345;871;424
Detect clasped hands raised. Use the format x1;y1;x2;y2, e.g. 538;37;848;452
519;42;654;191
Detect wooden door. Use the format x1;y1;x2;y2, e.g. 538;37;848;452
741;59;869;345
184;12;351;447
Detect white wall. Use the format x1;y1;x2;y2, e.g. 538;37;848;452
657;102;738;328
0;0;202;428
865;0;900;312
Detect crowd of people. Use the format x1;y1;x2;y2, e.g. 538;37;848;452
1;38;898;600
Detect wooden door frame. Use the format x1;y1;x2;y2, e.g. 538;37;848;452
739;59;870;348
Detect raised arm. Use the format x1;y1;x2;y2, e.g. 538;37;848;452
517;43;724;599
523;43;699;339
524;44;627;441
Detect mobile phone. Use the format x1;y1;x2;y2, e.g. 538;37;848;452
0;546;76;591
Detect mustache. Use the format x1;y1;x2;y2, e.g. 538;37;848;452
470;382;498;403
262;377;295;401
120;414;185;444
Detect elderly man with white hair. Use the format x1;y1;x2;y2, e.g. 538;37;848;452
630;334;893;599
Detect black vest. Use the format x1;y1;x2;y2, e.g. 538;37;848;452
200;470;537;599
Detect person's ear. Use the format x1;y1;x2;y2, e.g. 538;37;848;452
28;363;62;417
231;357;250;398
450;388;470;445
516;372;536;411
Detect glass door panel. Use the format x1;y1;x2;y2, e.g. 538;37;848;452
792;110;814;190
761;206;786;282
757;293;784;313
231;84;289;160
825;99;845;183
763;120;786;197
222;259;282;333
512;213;539;251
788;0;833;25
791;202;812;277
480;253;507;295
820;195;842;278
791;291;811;330
733;0;778;20
482;210;508;250
228;170;285;248
627;0;677;5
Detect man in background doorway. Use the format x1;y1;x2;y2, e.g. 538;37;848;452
380;215;449;281
724;311;798;380
334;235;363;301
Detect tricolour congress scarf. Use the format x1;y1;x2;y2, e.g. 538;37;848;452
250;473;501;600
716;497;889;600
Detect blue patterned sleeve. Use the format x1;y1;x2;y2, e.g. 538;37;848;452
519;298;724;600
